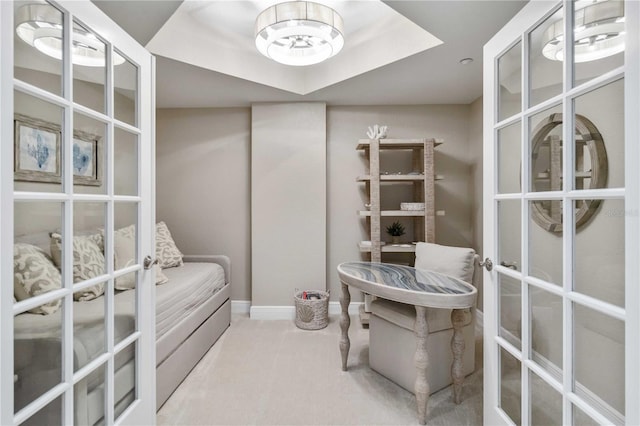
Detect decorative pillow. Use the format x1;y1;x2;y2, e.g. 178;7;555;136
155;265;169;285
414;242;476;284
50;233;105;301
114;229;136;290
155;221;183;269
13;243;62;315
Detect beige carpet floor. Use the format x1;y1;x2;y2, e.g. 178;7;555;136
157;313;483;425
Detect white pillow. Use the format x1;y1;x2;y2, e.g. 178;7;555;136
113;225;169;288
155;221;183;269
14;243;62;315
414;242;476;284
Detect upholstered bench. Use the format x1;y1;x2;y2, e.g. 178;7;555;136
368;242;478;394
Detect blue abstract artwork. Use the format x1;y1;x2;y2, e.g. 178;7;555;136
73;140;93;176
18;126;58;173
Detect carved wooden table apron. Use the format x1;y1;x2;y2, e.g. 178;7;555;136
337;262;477;425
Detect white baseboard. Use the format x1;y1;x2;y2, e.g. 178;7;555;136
248;302;364;320
231;300;251;314
328;301;363;316
250;305;295;320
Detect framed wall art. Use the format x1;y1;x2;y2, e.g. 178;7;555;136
14;114;102;186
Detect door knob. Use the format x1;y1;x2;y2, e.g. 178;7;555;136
479;257;493;271
144;256;158;270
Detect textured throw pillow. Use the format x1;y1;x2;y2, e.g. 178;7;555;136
50;233;105;301
155;265;169;285
13;243;62;315
114;229;136;290
155;221;183;269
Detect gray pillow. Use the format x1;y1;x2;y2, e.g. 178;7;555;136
14;243;62;315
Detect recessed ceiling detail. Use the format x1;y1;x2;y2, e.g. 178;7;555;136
146;0;443;95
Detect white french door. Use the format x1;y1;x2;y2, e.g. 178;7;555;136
1;1;156;425
483;1;639;425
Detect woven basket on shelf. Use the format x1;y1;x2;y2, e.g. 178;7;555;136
294;289;329;330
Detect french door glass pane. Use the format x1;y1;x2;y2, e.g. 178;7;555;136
529;104;563;193
497;122;521;194
574;199;624;307
73;112;106;194
114;342;137;420
114;52;138;127
498;200;521;271
530;287;562;373
75;364;105;425
14;298;64;414
14;91;64;193
114;203;138;345
574;303;625;422
115;127;139;196
573;0;625;88
573;404;600;426
72;20;106;114
530;371;562;426
529;5;563;107
23;394;63;426
499;273;521;349
73;284;107;372
500;347;521;424
529;200;562;284
573;79;624;190
14;1;64;96
498;41;522;122
14;201;64;303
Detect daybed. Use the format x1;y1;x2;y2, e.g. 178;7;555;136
13;229;230;425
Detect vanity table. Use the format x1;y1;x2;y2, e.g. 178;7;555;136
337;262;477;425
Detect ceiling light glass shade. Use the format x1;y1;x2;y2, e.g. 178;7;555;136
542;0;625;63
255;1;344;66
16;3;125;67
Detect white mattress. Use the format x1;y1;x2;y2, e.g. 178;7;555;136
155;262;226;339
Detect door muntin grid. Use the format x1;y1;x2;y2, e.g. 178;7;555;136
491;1;629;425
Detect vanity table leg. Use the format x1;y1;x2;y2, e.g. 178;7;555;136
339;283;351;371
414;306;430;425
451;308;466;404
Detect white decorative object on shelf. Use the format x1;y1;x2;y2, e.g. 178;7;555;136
366;125;388;139
401;202;426;211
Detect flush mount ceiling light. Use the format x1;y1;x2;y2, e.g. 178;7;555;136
542;0;625;63
16;3;125;67
255;1;344;66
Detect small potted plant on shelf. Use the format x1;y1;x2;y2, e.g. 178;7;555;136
386;221;405;244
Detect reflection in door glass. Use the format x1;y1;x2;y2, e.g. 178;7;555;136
500;347;521;424
14;299;64;414
114;51;138;127
115;128;139;196
498;200;521;270
74;364;105;425
574;79;624;190
529;104;563;194
574;0;625;88
498;41;522;122
574;303;624;423
14;91;65;193
14;1;64;96
530;287;562;373
529;200;562;285
497;122;521;194
530;5;563;107
530;371;562;426
73;20;107;114
499;274;521;349
73;112;106;195
574;199;625;308
114;342;137;420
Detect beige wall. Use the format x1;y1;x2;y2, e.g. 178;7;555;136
468;97;484;309
251;103;327;307
156;104;479;305
156;108;251;301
